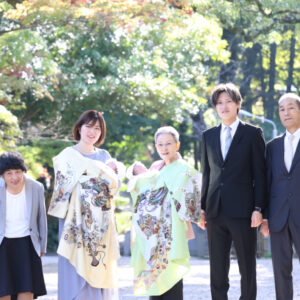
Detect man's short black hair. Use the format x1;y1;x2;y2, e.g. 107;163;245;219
0;151;27;175
211;82;242;107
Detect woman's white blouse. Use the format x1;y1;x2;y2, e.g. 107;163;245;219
5;186;30;238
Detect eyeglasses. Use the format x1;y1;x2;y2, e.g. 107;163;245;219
156;142;176;148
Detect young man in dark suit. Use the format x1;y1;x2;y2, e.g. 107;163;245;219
261;93;300;300
199;83;266;300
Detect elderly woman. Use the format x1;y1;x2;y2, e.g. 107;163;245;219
0;152;47;300
127;126;201;300
48;110;124;300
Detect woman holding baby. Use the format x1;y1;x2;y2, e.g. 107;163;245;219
127;126;202;300
48;110;124;300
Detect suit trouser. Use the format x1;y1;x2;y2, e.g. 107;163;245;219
149;279;183;300
270;219;300;300
206;214;257;300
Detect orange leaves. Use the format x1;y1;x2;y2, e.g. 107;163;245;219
2;65;35;78
167;0;193;14
4;0;186;32
0;98;7;105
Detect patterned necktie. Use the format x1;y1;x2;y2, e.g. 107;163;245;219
285;134;295;172
224;126;232;159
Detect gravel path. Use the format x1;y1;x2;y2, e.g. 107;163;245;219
40;256;300;299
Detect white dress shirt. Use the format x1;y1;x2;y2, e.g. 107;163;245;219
5;186;30;238
221;118;240;160
284;127;300;171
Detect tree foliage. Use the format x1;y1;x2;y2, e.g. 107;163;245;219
0;104;20;151
191;0;300;140
0;0;229;166
0;0;298;161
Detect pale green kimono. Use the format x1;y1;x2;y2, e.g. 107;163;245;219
129;159;201;296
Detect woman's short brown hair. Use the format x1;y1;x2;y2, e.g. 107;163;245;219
72;110;106;146
211;83;242;107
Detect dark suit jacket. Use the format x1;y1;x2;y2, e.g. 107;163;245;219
201;121;266;219
266;134;300;233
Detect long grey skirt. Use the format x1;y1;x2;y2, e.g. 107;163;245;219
58;219;119;300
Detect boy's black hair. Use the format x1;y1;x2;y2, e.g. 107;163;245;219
0;152;27;175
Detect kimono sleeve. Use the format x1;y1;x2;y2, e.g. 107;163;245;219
174;169;202;222
48;154;79;218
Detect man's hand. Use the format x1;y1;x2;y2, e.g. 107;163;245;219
40;252;45;257
260;220;270;237
198;212;206;230
251;211;263;227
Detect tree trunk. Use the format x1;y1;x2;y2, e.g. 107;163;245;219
191;109;207;170
240;43;261;111
219;29;240;83
258;45;266;107
287;26;295;92
265;43;277;120
178;117;189;158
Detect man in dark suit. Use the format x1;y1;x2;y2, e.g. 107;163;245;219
261;93;300;300
199;83;266;300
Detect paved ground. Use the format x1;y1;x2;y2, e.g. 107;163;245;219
40;256;300;300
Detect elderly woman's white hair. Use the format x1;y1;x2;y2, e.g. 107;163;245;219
154;126;180;142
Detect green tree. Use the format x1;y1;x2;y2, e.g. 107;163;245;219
1;0;229;164
0;104;20;151
192;0;300;139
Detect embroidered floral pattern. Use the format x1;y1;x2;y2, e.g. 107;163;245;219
132;165;202;294
81;177;112;210
134;185;168;213
177;171;201;221
137;214;159;239
174;199;181;212
51;147;120;288
63;213;82;248
62;177;112;268
134;187;172;291
49;162;74;211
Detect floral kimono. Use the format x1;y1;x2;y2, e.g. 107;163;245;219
128;159;201;296
48;147;120;289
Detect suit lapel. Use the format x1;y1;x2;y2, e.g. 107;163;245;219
215;125;223;164
276;134;289;174
25;176;33;224
223;121;244;164
290;138;300;173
